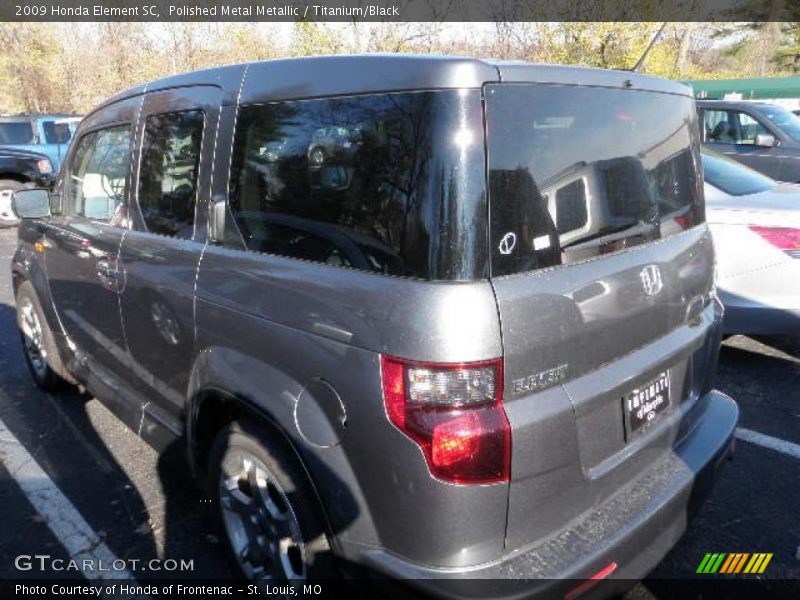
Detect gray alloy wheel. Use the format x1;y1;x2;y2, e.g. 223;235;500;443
18;296;48;380
218;450;307;582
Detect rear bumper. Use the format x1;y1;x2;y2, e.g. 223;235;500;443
360;390;739;600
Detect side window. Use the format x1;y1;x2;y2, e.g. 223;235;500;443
737;112;771;145
705;110;770;145
65;125;131;224
137;110;204;240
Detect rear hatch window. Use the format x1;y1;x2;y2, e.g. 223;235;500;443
486;83;704;277
0;121;35;145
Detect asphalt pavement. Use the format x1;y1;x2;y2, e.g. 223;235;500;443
0;226;798;597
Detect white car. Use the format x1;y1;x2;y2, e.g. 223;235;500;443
703;149;800;334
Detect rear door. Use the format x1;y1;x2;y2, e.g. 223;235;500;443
485;81;717;551
117;86;221;435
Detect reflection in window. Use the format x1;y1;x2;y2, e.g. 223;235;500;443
229;91;487;281
487;84;703;276
43;121;73;144
0;121;34;144
702;150;774;196
66;126;131;223
138;110;204;239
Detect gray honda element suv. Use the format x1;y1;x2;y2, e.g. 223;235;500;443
12;55;738;597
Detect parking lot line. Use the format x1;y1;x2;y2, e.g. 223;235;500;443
736;427;800;461
0;415;135;581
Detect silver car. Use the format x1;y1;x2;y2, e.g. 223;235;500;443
12;56;737;597
703;149;800;334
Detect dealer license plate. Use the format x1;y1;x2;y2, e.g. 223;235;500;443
624;370;671;438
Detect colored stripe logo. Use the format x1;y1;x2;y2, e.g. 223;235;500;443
697;553;773;574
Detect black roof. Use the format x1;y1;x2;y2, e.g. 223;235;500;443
93;54;692;117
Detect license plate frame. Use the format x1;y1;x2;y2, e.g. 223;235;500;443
623;370;671;439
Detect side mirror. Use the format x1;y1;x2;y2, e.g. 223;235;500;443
754;133;778;147
12;188;51;219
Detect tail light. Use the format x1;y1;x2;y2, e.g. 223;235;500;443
380;355;511;484
749;225;800;257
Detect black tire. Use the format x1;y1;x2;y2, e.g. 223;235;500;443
0;179;27;228
16;280;75;391
208;421;335;584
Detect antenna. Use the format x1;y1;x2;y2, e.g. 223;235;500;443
631;22;668;72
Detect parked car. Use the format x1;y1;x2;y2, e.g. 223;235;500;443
11;56;737;597
0;113;81;172
306;125;365;166
0;147;54;227
697;99;800;182
702;148;800;334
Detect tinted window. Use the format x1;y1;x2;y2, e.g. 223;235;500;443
229;91;487;281
486;84;703;276
66;126;131;223
0;121;34;144
702;150;774;196
43;120;73;144
138;110;203;239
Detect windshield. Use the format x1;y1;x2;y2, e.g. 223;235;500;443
701;149;774;196
760;105;800;141
43;120;73;144
0;121;35;145
486;83;704;276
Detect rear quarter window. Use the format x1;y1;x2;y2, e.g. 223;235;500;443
486;84;704;277
227;90;487;281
